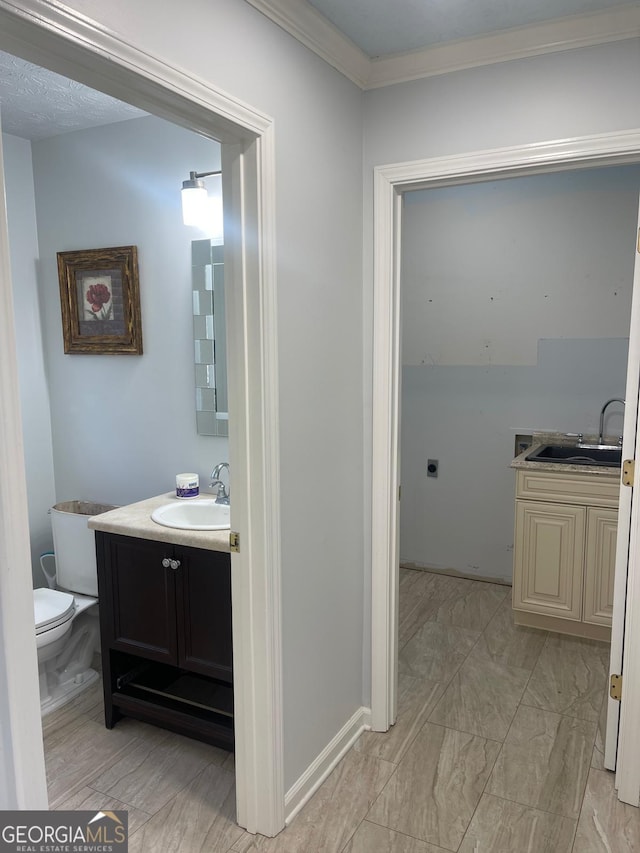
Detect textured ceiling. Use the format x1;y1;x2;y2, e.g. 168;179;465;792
0;51;146;140
307;0;637;57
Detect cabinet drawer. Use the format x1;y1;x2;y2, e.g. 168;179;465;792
516;469;619;507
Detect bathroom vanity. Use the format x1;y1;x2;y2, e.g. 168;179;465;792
89;495;233;750
511;442;620;642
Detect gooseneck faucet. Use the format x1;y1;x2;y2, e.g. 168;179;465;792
598;398;625;446
210;462;230;504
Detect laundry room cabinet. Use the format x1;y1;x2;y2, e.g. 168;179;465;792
512;468;619;641
96;531;233;749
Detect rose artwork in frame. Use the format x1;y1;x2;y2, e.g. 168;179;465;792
56;245;143;354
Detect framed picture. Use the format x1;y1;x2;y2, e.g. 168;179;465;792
57;245;143;354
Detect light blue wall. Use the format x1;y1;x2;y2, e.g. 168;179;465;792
402;339;629;581
400;165;640;581
3;132;56;586
31;115;226;506
360;38;640;688
27;0;367;789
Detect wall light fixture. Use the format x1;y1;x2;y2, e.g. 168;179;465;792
181;170;222;236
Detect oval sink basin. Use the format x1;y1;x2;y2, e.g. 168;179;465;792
526;444;622;468
151;499;230;531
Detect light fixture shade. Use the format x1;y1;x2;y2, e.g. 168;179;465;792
181;177;209;227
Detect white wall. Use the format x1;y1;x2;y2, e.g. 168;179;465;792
364;40;640;166
362;38;640;687
3;132;57;587
401;166;638;582
401;169;638;581
402;169;639;369
401;339;629;581
32;115;226;504
26;0;365;791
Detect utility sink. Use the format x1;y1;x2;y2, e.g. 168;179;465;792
151;499;231;531
526;444;622;468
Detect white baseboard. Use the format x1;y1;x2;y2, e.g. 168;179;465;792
284;706;372;824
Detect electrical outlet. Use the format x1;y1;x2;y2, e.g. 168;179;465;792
427;459;439;478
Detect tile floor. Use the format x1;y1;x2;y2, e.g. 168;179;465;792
43;569;640;852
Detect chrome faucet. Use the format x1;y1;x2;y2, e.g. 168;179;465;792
598;398;625;446
209;462;230;504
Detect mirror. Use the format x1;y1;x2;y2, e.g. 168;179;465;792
192;239;228;436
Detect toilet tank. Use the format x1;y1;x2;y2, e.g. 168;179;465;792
50;501;116;596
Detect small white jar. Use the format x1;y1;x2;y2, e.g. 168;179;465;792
176;472;199;499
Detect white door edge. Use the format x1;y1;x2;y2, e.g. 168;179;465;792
605;197;640;775
0;0;284;834
371;130;640;805
615;204;640;805
617;445;640;804
0;118;48;811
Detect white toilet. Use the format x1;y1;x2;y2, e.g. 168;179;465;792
34;500;115;716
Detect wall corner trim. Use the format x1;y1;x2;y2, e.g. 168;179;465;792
284;706;372;824
244;0;370;88
366;6;640;89
242;1;640;90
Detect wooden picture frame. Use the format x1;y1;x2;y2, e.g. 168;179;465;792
57;245;143;354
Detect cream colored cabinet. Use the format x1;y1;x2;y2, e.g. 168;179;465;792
513;468;619;641
514;500;585;621
583;506;618;626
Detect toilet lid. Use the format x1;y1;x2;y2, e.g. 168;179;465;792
33;588;75;634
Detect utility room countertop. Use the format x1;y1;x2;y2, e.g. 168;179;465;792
510;432;621;478
88;492;231;553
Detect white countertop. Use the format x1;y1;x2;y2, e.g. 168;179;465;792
88;492;231;553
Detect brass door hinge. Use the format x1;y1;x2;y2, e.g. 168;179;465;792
230;531;240;553
610;673;623;701
623;460;635;487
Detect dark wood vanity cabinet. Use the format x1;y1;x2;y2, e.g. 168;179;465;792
96;531;233;750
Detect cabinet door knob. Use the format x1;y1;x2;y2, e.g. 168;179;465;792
162;557;171;568
170;559;181;570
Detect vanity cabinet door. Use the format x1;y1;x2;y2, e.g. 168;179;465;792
583;506;618;626
97;533;179;664
513;500;585;621
176;547;232;682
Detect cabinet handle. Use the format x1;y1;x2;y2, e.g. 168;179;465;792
162;558;171;568
170;559;181;570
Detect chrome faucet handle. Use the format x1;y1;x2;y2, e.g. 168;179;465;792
211;480;229;502
564;433;583;444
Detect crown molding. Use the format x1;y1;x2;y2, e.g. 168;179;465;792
244;0;370;88
367;4;640;89
245;0;640;90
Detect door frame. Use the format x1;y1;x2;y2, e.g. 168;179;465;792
0;124;48;810
0;0;284;834
371;129;640;805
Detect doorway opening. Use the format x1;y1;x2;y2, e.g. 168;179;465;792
370;131;640;808
396;162;639;784
399;167;635;588
0;4;283;835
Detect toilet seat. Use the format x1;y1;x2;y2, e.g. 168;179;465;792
34;588;75;636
